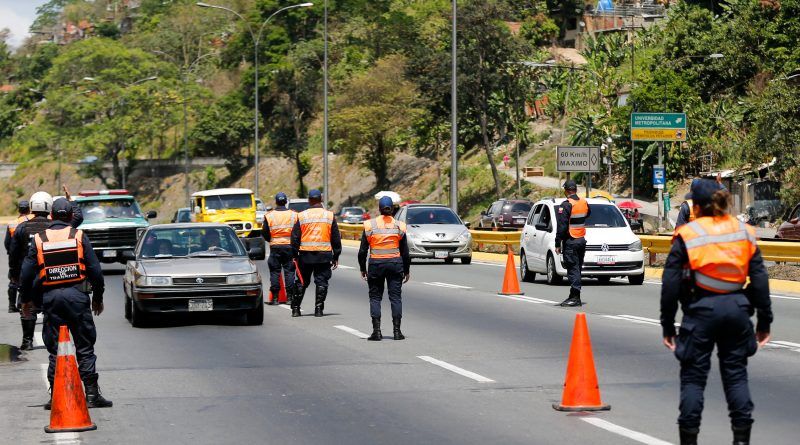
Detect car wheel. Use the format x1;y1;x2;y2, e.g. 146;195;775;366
124;295;132;320
130;300;150;328
460;256;472;265
628;273;645;285
246;304;264;325
597;276;612;284
546;254;563;285
444;258;455;264
520;251;536;283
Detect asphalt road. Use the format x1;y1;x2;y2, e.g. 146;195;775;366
2;243;800;445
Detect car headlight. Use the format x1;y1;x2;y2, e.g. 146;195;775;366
135;276;172;286
457;230;471;242
227;273;259;285
245;223;253;230
628;240;643;251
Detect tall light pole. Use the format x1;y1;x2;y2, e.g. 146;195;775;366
323;0;329;205
197;2;314;199
450;0;458;213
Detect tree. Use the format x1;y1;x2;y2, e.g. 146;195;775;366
331;55;423;190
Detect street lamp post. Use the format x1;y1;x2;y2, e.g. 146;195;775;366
323;0;329;205
197;2;314;199
450;0;458;214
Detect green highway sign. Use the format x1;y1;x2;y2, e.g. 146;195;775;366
630;112;687;141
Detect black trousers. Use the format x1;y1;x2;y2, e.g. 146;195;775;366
267;247;295;293
368;261;404;319
563;237;586;292
297;259;332;290
42;287;98;385
675;293;758;429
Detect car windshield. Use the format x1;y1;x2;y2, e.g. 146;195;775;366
585;204;628;228
176;210;191;223
77;199;142;221
407;207;461;225
139;227;246;258
504;202;532;213
289;201;310;212
343;208;363;215
204;194;252;210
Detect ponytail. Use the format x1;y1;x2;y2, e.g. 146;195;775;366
697;189;731;217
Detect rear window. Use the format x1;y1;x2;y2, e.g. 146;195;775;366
503;202;532;213
289;201;311;213
343;207;364;215
585;204;627;228
407;207;461;225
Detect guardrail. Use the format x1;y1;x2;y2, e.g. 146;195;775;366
340;222;800;263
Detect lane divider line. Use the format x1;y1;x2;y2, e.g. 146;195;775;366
277;305;292;311
423;282;472;290
334;325;369;339
771;294;800;301
416;356;495;383
34;330;44;348
336;265;356;270
581;417;672;445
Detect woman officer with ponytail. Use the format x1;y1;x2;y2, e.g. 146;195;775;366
660;179;772;445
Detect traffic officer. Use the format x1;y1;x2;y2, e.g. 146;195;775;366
262;192;297;305
675;179;699;228
10;191;82;350
358;196;411;341
20;198;112;409
290;189;342;317
5;200;32;312
555;180;591;307
661;179;771;445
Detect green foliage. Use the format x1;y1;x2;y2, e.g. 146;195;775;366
191;93;254;170
519;14;559;47
95;22;120;39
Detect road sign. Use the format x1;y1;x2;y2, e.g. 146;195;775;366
556;146;601;172
652;164;665;189
630;113;687;141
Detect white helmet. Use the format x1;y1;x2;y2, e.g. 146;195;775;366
30;191;53;214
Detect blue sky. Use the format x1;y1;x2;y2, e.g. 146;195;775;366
0;0;50;49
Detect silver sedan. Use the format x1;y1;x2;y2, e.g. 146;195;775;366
394;204;472;264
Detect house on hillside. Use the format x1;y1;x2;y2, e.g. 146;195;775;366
561;1;667;48
702;158;782;222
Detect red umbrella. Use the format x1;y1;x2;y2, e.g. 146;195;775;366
617;200;642;210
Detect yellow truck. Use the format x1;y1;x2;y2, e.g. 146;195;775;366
191;188;265;256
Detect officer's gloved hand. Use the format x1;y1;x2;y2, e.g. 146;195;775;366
91;299;104;316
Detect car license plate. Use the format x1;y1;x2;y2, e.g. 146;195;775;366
597;255;616;265
434;250;449;259
102;250;117;258
515;218;526;224
188;299;213;312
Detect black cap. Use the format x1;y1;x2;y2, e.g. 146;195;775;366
685;179;722;205
308;189;322;200
18;200;30;211
51;198;73;221
563;180;578;191
275;192;287;204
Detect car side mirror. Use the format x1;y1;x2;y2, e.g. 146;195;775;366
535;222;549;231
122;250;136;261
464;221;471;228
146;210;157;219
480;211;486;216
248;247;265;261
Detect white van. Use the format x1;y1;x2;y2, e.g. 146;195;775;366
519;198;645;285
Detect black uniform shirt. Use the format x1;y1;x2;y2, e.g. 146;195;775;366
290;204;342;263
660;236;773;338
358;228;411;274
675;202;692;228
9;206;83;279
555;195;591;249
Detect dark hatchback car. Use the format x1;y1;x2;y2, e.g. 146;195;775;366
479;199;533;229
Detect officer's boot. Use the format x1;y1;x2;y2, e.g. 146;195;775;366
20;319;36;351
314;286;327;317
83;374;113;408
558;288;582;307
367;317;382;341
291;287;304;317
392;317;405;340
732;425;751;445
679;427;699;445
8;287;18;313
268;290;279;305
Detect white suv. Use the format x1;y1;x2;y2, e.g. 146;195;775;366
519;198;645;285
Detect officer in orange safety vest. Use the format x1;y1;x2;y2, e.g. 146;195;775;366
555;180;591;307
20;198;111;409
262;192;297;305
4;200;31;313
290;189;342;317
661;179;772;445
358;196;411;341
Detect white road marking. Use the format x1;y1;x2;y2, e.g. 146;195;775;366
499;295;558;304
34;330;44;347
423;282;472;290
40;363;48;388
472;261;505;268
334;325;369;339
417;356;495;383
604;315;679;327
277;305;292;311
581;417;672;445
336;265;355;270
341;245;358;250
772;294;800;301
54;432;81;444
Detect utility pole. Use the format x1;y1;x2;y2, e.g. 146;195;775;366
449;0;458;213
323;0;329;205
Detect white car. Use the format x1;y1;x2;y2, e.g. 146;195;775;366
519;198;645;285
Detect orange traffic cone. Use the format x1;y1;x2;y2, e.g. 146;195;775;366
45;326;97;433
553;313;610;412
278;274;288;304
498;245;524;296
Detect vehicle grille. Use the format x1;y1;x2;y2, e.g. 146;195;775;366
586;244;630;251
173;276;228;285
84;227;138;249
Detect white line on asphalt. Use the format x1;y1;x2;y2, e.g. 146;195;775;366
40;363;48;388
617;315;661;325
472;261;505;268
54;432;80;444
423;282;472;290
336;265;355;270
770;340;800;348
499;294;559;304
277;305;292;311
772;294;800;301
334;325;369;339
581;418;672;445
417;356;495;383
34;330;43;347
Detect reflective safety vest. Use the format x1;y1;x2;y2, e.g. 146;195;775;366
34;227;87;287
266;210;297;246
687;199;695;222
364;216;406;259
8;214;33;237
674;215;757;294
567;197;589;239
298;207;334;252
